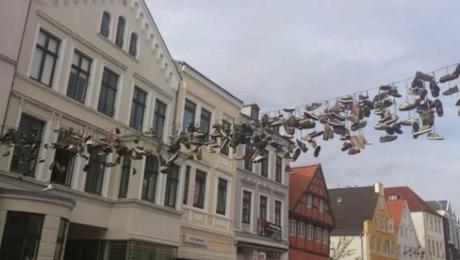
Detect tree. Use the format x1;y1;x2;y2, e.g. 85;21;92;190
330;237;356;260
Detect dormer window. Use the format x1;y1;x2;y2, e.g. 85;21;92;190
128;32;138;56
115;17;125;48
100;12;110;37
388;195;399;201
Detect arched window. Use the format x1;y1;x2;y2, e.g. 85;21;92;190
115;17;125;48
128;32;138;56
100;12;110;37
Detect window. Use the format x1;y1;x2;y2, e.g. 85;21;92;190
307;224;314;240
0;211;44;260
315;227;322;242
51;129;75;186
306;194;313;208
220;120;231;155
242;190;252;224
115;17;125;48
142;155;158;202
216;178;228;215
200;108;212;136
108;241;127;260
100;11;111;37
10;114;45;177
289;219;297;236
54;218;69;260
153;99;167;139
260;150;268;177
259;195;267;220
129;87;147;131
323;229;329;244
319;199;325;212
274;200;282;226
298;222;305;237
164;165;179;208
244;145;253;171
97;68;118;117
182;99;196;132
30;29;60;86
182;165;190;205
193;170;206;209
67;50;91;103
275;156;282;182
84;151;106;194
128;33;138;56
118;156;131;198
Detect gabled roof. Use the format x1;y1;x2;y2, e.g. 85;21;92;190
289;164;319;209
384;186;439;215
329;186;379;236
386;200;408;228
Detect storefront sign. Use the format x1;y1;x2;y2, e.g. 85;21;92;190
258;218;282;241
184;234;208;246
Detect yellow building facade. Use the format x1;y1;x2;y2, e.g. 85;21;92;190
364;184;398;260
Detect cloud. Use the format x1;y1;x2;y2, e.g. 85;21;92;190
148;0;460;212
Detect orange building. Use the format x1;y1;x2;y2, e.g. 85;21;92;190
288;164;335;260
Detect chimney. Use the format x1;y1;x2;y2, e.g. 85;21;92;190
241;104;260;121
374;182;384;195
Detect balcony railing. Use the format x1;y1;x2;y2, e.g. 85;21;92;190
257;218;282;241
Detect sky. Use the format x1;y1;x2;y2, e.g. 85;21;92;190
147;0;460;212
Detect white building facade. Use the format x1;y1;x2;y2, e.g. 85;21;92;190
0;0;184;259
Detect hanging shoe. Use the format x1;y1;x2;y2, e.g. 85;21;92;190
411;78;425;89
412;125;432;138
351;120;367;131
439;73;459;83
415;71;434;82
332;125;347;136
358;93;369;100
305;102;322;111
291;148;301;161
348;147;361;155
427;132;444;141
338;95;354;105
433;99;444;117
298;119;316;129
323;123;334;141
380;135;398;143
401;118;417;126
341;141;352;152
296;139;308;153
429;81;440;97
399;102;417;111
442;85;459;96
304;111;320;121
283;107;296;113
392;123;403;135
456;98;460;106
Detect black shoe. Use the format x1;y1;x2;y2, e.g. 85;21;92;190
304;111;319;121
456;97;460;106
433;99;444;117
392;123;403;135
439;73;459;83
415;71;434;82
296;139;308;153
332;125;347;136
442;85;459;96
341;141;352;151
380;135;398;143
351;120;367;131
429;81;440;97
411;78;424;89
291;148;301;161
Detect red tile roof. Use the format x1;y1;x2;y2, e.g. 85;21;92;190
289;164;319;209
386;200;407;228
384;186;439;215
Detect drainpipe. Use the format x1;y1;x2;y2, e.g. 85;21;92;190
172;62;186;131
1;0;33;133
360;232;365;260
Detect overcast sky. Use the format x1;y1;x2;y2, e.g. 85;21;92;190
148;0;460;212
